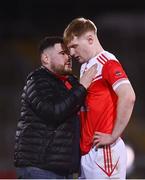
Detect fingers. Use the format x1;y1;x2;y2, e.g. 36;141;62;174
80;64;97;89
92;133;100;147
93;132;114;147
93;140;102;149
89;65;97;76
83;64;97;76
91;63;98;69
94;131;103;136
93;131;106;148
92;138;99;147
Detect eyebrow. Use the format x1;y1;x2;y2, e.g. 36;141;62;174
59;50;67;54
68;44;77;48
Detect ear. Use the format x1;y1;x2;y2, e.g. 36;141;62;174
41;53;49;64
87;34;93;45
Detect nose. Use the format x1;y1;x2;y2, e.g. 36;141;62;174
69;48;75;56
64;53;71;63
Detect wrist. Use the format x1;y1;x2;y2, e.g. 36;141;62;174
111;133;118;142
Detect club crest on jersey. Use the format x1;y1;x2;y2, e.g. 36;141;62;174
115;71;122;76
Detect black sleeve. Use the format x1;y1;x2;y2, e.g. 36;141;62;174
25;75;87;124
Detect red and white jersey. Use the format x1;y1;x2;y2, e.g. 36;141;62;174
80;51;130;155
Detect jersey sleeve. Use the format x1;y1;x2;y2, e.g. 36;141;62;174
102;60;130;90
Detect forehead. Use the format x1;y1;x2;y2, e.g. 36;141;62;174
54;43;63;51
67;36;79;47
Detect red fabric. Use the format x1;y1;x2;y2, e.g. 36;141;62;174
55;73;72;89
80;59;128;155
0;170;16;178
103;60;128;85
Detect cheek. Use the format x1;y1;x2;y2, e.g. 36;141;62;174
57;59;65;67
54;56;64;65
52;59;57;66
81;46;89;56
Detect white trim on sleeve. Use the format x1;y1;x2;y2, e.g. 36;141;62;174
112;78;130;91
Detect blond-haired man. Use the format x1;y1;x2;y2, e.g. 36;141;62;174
63;18;136;179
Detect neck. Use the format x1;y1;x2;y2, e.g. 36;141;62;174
93;48;104;58
92;39;104;58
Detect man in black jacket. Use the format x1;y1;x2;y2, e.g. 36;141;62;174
14;36;96;179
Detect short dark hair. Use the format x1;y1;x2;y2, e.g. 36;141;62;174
39;36;63;54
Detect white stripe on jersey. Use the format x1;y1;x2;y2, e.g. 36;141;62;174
113;79;130;91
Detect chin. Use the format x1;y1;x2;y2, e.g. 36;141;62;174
77;58;84;64
79;59;84;64
62;68;72;75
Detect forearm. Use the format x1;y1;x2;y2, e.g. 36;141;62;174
33;84;86;122
93;84;136;148
53;85;87;119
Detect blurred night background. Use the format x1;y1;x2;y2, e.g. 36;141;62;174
0;0;145;178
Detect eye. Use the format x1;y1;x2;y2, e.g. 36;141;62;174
72;44;78;49
59;51;66;55
69;44;77;50
61;52;65;55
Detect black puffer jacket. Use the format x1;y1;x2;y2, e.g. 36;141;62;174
14;67;86;175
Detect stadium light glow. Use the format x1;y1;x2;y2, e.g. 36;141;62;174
126;144;135;175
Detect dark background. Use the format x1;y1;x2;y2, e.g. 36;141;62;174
0;0;145;178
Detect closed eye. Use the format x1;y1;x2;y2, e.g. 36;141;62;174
69;44;78;49
59;51;66;55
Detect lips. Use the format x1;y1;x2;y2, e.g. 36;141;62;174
66;63;71;66
65;61;72;67
74;56;80;61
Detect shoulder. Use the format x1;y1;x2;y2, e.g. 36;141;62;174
26;67;58;84
99;51;123;71
24;67;57;91
27;67;49;80
97;51;119;65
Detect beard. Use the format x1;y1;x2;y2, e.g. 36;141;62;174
50;64;72;75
